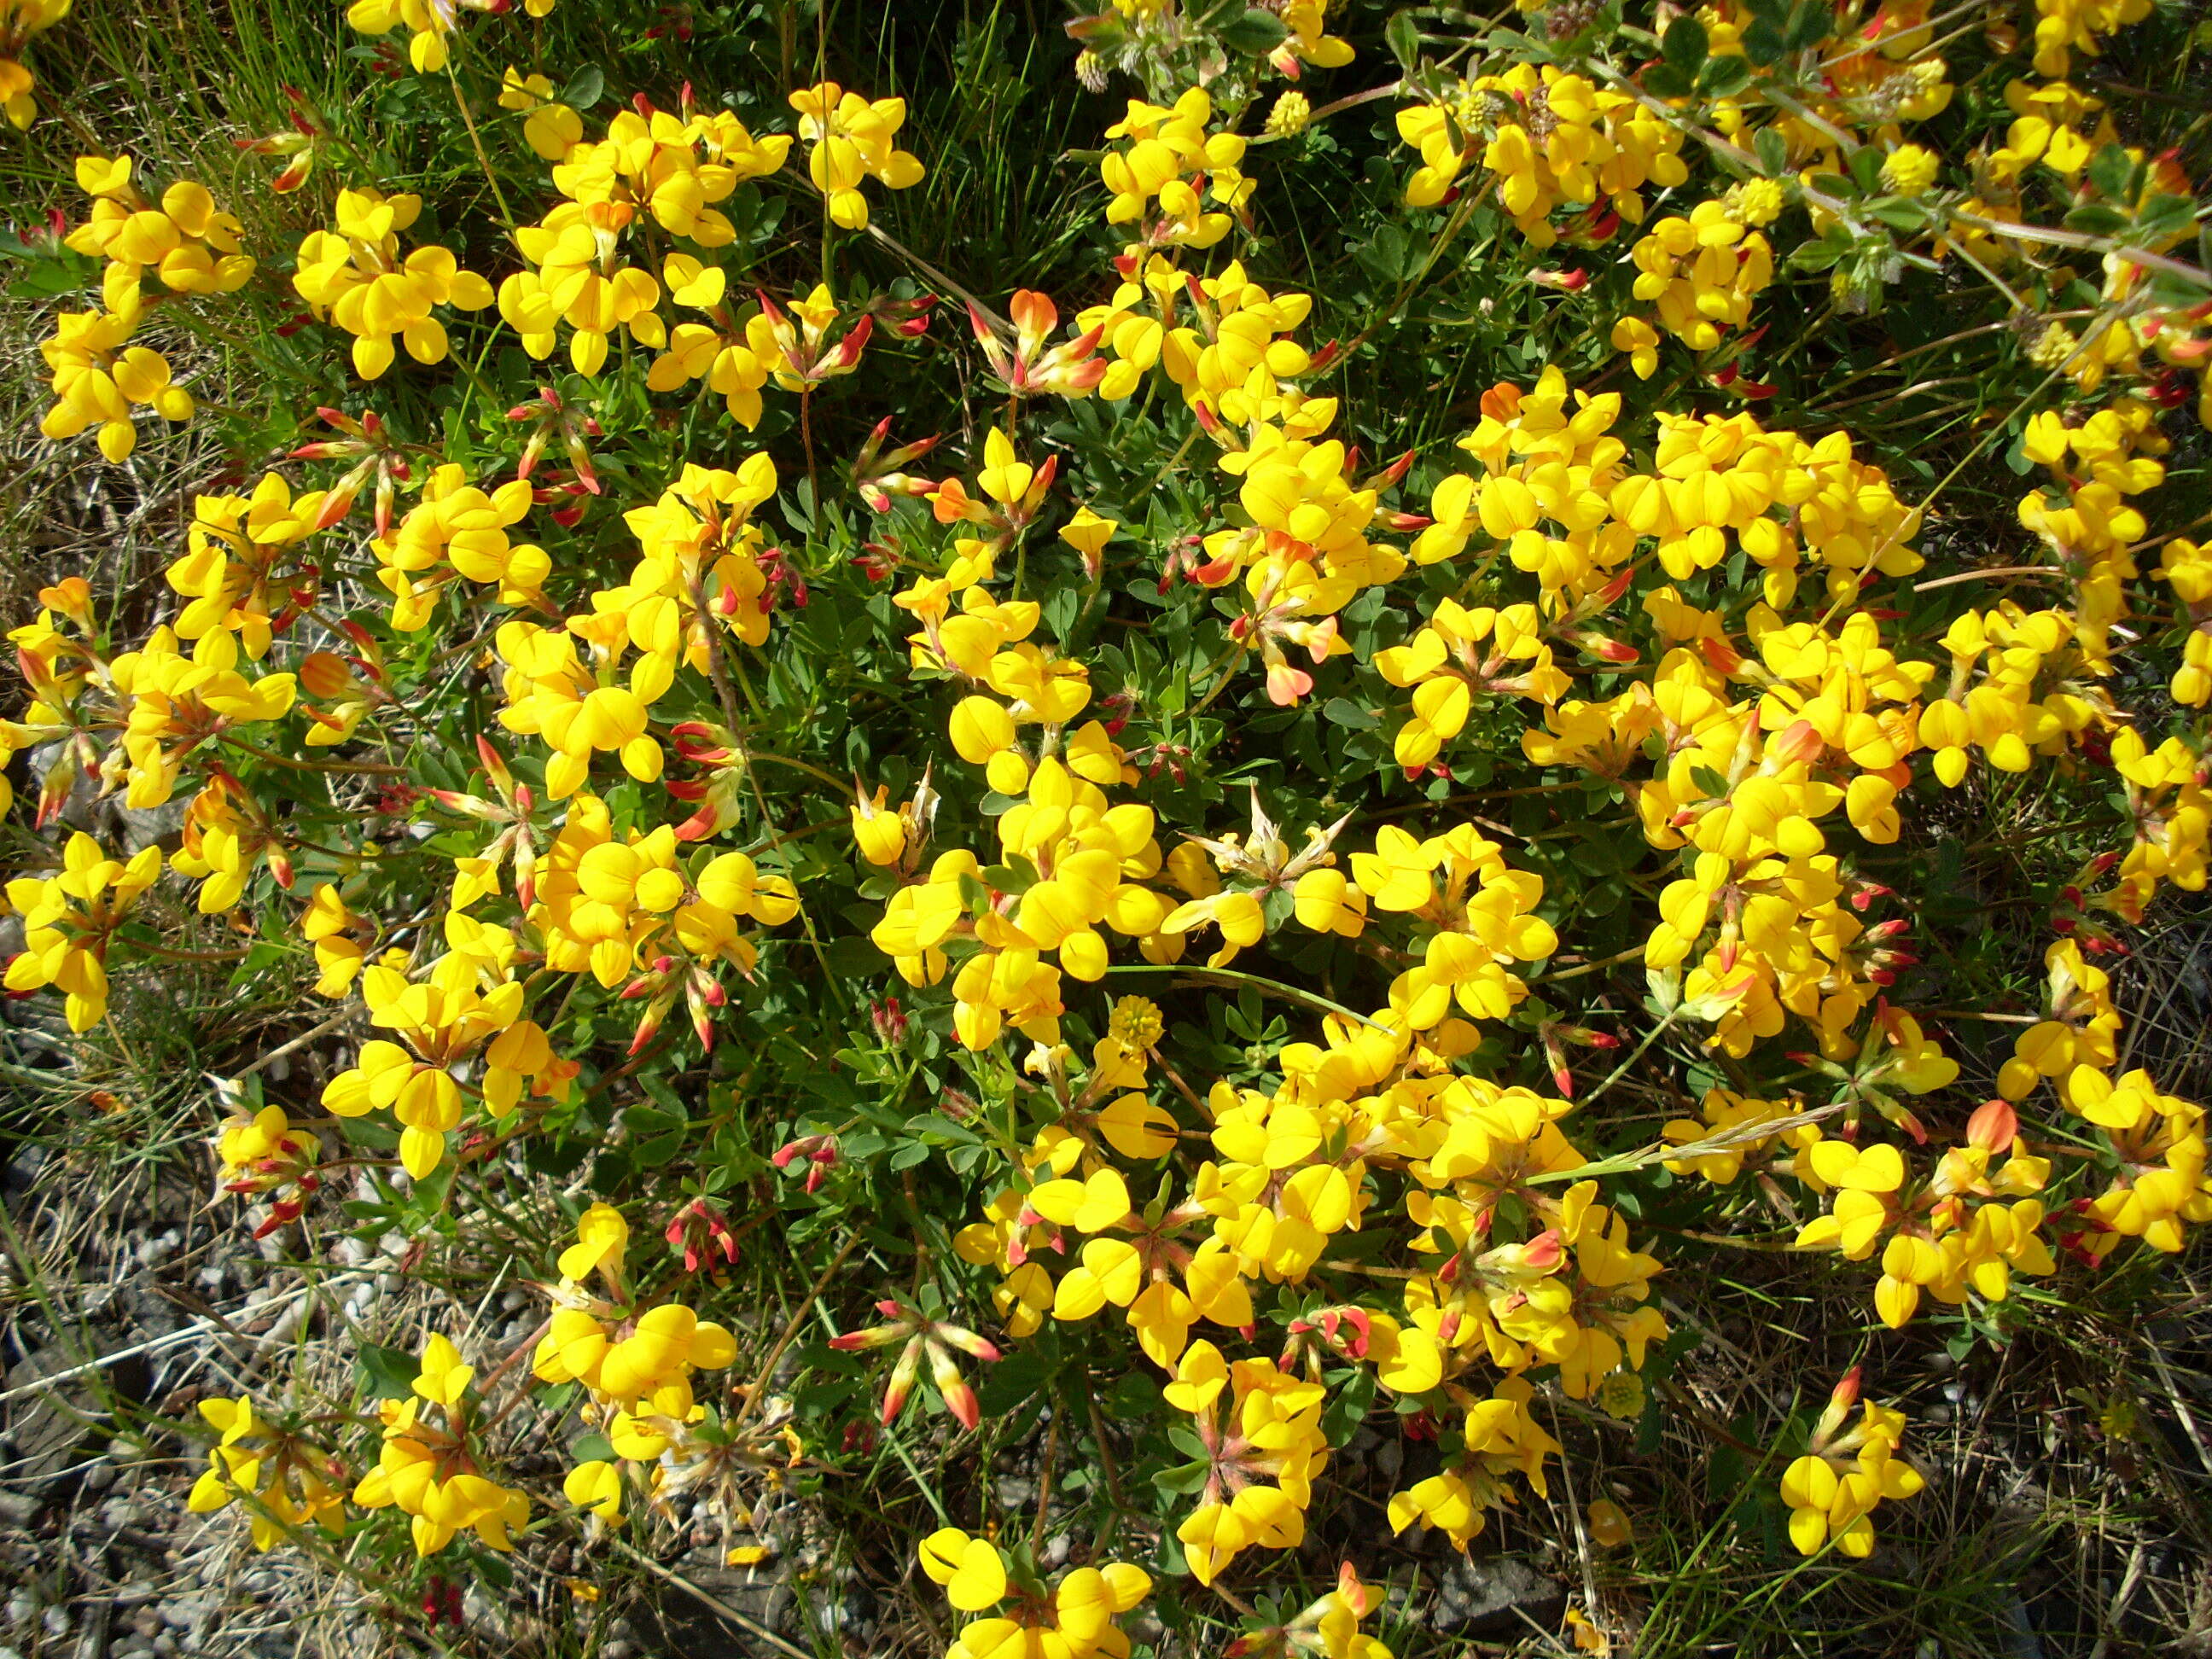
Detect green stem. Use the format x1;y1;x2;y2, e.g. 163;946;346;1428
1101;962;1388;1030
223;739;407;777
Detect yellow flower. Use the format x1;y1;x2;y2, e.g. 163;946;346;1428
1266;90;1312;137
352;1334;533;1556
38;307;192;463
2;833;164;1031
344;0;472;73
498;68;584;160
918;1528;1008;1611
1880;143;1941;196
1167;1342;1329;1584
0;0;70;127
1610;316;1659;380
187;1394;344;1551
1778;1373;1923;1557
294;189;494;381
789;81;924;229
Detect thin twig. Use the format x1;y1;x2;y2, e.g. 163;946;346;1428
238;1010;358;1077
605;1539;818;1659
734;1231;863;1428
223;740;407;777
1029;1406;1061;1555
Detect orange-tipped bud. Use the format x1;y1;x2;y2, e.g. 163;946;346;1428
298;652;361;700
1965;1098;2017;1154
474;735;516;796
38;577;91;626
1336;1563;1370;1615
1698;634;1745;676
1769;718;1825;766
928;1322;1001;1364
879;1332;923;1423
927;1340;981;1430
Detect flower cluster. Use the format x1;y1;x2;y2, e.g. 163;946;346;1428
43;154;253;459
7;6;2212;1652
352;1336;533;1556
1779;1371;1924;1557
293;189;494;380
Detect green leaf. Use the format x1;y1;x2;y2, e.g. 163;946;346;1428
1698;56;1755;98
1662;15;1708;71
2134;194;2196;245
820;935;889;975
1321;1365;1379;1444
2063;203;2129;238
560;66;605;109
2086;143;2134;203
1220;6;1290;53
1740;16;1786;63
358;1342;419;1401
1386;9;1421;69
1322;697;1379;731
1787;230;1849;271
2146;267;2212;308
1866;196;1928;232
1754;126;1789;177
1152;1459;1212;1494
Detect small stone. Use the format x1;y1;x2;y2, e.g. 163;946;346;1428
1432;1555;1565;1638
